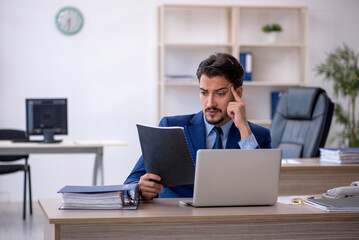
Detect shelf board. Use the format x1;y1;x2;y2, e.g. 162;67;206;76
239;43;306;48
160;43;233;48
161;81;303;87
160;43;306;48
239;6;307;11
163;4;233;10
243;81;303;87
161;81;198;86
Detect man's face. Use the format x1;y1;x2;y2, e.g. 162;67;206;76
199;74;242;126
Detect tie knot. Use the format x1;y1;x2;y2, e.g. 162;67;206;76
213;126;223;136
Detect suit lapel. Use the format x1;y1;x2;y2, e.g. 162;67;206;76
187;112;206;155
226;123;241;149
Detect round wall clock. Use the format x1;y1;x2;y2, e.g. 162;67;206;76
55;7;83;35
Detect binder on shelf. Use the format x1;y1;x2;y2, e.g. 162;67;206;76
136;124;195;188
57;184;139;210
239;52;253;81
271;91;284;119
319;148;359;164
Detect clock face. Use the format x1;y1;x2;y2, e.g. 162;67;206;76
55;7;83;35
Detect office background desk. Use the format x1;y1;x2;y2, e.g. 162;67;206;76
0;140;127;185
280;158;359;195
39;198;359;240
1;143;354;194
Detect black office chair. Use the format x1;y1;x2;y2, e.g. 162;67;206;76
270;87;334;158
0;129;32;220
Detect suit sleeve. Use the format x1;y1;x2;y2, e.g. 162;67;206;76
123;155;146;184
250;124;272;149
123;117;170;184
259;128;272;149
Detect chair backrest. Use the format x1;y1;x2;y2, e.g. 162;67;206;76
270;87;334;158
0;129;29;162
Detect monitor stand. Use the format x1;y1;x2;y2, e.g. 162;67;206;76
43;129;62;143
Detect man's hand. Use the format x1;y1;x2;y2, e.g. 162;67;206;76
138;173;163;200
227;86;252;140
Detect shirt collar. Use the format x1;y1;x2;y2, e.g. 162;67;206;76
203;115;233;138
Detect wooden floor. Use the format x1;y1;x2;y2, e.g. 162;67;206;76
0;202;43;240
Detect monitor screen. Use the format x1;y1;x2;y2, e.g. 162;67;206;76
26;98;68;143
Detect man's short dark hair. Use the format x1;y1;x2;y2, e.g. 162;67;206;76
196;52;244;89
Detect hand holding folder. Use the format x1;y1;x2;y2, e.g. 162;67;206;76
138;173;164;200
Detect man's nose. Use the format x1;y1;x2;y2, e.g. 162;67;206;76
207;93;216;108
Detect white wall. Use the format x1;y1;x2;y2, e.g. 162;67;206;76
0;0;358;202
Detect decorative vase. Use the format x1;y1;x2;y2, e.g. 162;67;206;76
267;32;278;44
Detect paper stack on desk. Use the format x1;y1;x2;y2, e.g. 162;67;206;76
57;184;139;210
305;197;359;212
319;148;359;164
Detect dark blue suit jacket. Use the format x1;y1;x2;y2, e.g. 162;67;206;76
124;111;272;198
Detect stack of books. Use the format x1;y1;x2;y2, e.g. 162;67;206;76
57;184;139;210
319;148;359;164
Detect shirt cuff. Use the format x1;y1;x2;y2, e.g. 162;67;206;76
238;133;258;149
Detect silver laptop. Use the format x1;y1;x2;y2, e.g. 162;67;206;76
180;149;282;207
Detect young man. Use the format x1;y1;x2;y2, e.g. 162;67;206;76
124;52;272;200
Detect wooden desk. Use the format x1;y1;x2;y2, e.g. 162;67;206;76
39;198;359;240
280;158;359;195
0;140;126;185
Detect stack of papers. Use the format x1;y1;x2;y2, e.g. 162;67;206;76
305;197;359;212
164;74;197;82
319;148;359;164
57;184;139;210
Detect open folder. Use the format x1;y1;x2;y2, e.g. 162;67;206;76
136;124;195;188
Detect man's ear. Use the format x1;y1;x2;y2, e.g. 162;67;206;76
236;86;243;98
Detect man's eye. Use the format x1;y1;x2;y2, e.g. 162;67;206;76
200;91;208;96
216;92;226;96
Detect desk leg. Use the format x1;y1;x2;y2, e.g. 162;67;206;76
43;216;59;240
93;147;104;186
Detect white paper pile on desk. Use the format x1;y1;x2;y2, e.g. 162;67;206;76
305;197;359;212
319;148;359;164
57;184;139;210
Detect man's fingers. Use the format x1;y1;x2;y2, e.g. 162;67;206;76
139;173;164;191
227;103;237;119
231;86;242;102
227;101;244;112
142;173;161;182
140;188;160;200
140;179;163;190
227;100;247;122
139;174;164;200
141;185;162;194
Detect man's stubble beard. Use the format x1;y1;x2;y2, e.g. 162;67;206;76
204;108;225;126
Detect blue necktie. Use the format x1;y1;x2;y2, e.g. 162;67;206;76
212;127;223;149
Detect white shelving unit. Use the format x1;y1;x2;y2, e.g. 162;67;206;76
158;5;308;127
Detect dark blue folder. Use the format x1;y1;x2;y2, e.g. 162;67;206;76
58;184;138;194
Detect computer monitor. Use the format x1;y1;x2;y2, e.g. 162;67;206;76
26;98;68;143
